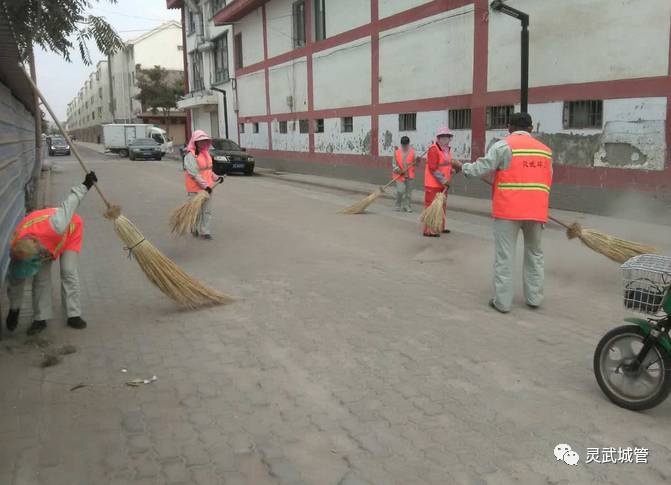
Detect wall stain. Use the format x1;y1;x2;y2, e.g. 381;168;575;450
382;130;393;151
537;132;602;167
362;130;372;155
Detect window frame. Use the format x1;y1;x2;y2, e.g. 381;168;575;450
292;1;306;49
253;122;259;134
315;118;324;133
279;120;288;134
398;113;417;132
341;116;353;133
448;108;472;130
239;122;245;134
314;0;326;41
299;119;309;133
486;105;515;130
213;33;230;84
563;100;603;129
234;33;243;69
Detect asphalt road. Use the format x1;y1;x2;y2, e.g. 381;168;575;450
1;146;670;485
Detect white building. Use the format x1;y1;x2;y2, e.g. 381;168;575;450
168;0;671;214
167;0;238;141
66;21;187;144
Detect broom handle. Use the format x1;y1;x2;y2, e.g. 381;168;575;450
22;70;114;210
382;148;430;190
477;177;570;229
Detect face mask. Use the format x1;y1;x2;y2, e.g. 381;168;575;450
438;136;452;147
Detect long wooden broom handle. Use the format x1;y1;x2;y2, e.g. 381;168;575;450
22;69;114;210
477;176;570;229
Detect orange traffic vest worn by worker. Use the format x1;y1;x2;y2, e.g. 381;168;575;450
492;133;553;223
424;142;452;188
393;147;415;182
184;149;214;192
12;209;84;259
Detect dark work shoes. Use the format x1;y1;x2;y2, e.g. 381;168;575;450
26;320;47;336
6;309;19;332
67;317;87;329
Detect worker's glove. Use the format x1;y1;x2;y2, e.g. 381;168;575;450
83;171;98;190
216;176;224;184
205;186;212;194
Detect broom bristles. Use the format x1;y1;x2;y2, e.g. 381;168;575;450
111;213;234;308
170;192;210;236
419;192;446;233
342;188;383;214
567;223;657;264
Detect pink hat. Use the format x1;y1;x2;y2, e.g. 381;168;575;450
436;126;454;137
186;130;212;153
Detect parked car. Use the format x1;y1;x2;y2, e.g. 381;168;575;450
48;137;70;156
128;138;163;161
209;139;255;176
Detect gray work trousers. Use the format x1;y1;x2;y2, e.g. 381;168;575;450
492;219;544;311
7;250;81;321
395;179;413;211
188;192;213;235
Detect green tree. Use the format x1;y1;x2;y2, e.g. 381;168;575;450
40;110;49;134
3;0;123;65
135;65;184;131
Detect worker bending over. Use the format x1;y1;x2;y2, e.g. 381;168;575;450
453;113;553;313
6;172;97;335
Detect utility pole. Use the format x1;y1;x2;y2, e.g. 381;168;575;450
28;48;43;210
490;0;530;112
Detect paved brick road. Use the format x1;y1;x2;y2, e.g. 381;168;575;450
1;146;670;484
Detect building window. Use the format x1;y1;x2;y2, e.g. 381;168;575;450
563;100;603;129
486;105;514;129
341;117;353;133
279;120;288;134
298;119;309;133
293;1;306;48
398;113;416;131
191;51;204;91
99;87;103;99
212;0;226;14
213;34;230;84
253;122;259;133
234;33;243;69
449;108;471;130
239;123;245;133
188;9;196;34
98;107;102;117
314;0;326;41
315;119;324;133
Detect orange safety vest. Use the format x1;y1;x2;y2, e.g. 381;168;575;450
12;208;84;259
184;149;214;192
492;133;553;223
393;147;415;182
424;142;452;189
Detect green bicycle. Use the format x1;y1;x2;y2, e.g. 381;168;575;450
594;254;671;411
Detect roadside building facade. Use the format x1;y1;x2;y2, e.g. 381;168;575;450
66;21;187;145
170;0;671;215
167;0;238;142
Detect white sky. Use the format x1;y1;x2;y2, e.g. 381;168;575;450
34;0;181;120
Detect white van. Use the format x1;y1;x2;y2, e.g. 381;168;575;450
103;124;173;157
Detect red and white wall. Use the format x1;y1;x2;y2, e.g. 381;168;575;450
201;0;671;211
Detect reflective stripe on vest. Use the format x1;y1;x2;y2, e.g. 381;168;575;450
492;133;553;223
12;209;69;258
394;148;415;181
424;143;452;188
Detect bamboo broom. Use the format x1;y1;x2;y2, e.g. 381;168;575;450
342;150;425;214
170;176;224;236
477;177;656;264
419;186;448;233
24;73;234;308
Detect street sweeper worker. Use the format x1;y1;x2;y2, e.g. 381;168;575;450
183;130;216;240
423;127;453;237
5;172;98;335
452;112;553;313
392;136;416;212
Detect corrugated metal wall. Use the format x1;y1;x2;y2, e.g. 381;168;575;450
0;80;37;282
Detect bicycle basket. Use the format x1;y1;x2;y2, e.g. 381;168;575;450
621;254;671;315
